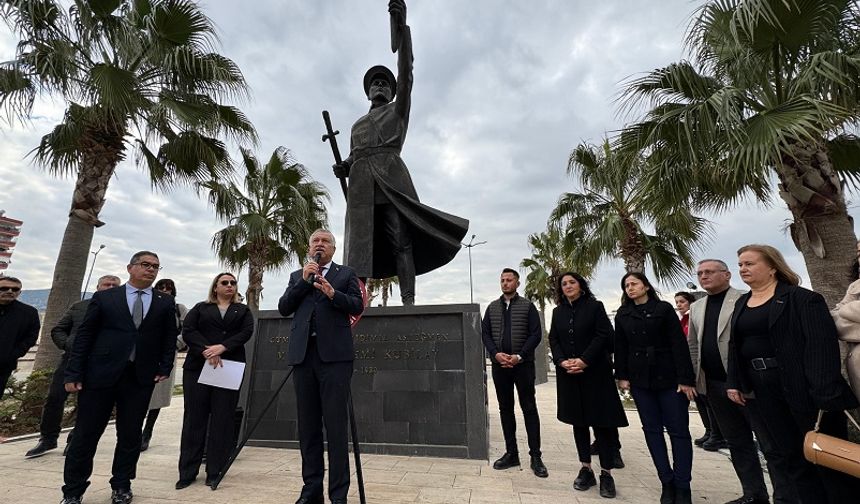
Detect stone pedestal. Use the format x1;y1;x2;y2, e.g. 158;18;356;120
242;304;489;460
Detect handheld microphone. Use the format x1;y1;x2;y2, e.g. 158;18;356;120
309;252;323;284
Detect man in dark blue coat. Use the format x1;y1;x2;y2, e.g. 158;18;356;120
279;229;364;504
61;251;177;504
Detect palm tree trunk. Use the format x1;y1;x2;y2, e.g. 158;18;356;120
33;130;124;370
382;284;389;307
246;246;266;312
778;145;857;307
619;217;646;273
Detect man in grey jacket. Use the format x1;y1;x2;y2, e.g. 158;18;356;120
25;275;120;459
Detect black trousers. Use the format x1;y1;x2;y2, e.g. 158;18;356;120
746;367;860;504
573;425;619;469
706;379;771;501
178;369;240;481
294;338;353;501
0;360;16;400
40;356;72;441
62;363;154;497
491;361;542;457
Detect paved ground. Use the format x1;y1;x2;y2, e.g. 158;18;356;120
0;375;767;503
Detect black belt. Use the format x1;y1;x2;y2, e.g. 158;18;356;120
749;357;778;371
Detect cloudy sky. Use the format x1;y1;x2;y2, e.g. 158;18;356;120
1;0;857;313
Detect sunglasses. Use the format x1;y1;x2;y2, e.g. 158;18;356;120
0;286;21;293
220;280;238;286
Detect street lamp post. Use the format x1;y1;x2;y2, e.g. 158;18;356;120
82;244;106;300
462;234;487;304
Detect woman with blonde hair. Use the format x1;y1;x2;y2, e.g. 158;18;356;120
726;244;858;503
176;273;254;489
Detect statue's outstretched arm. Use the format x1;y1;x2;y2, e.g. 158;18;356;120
390;0;412;120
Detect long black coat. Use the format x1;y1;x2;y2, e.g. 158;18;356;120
614;298;695;389
727;282;858;413
549;297;628;427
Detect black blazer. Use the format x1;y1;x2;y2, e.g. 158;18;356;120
726;282;858;413
182;302;255;372
614;298;695;389
549;296;614;368
278;262;364;365
65;285;177;389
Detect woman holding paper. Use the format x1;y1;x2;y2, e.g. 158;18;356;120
177;272;254;490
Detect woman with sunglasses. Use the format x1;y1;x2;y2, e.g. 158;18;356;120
176;273;254;489
140;279;188;451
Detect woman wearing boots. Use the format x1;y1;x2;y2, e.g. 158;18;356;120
550;273;628;499
615;273;696;504
140;278;187;451
176;273;254;489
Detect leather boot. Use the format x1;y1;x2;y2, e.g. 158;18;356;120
674;487;692;504
660;482;675;504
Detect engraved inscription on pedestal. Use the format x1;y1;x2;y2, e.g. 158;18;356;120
242;304;489;460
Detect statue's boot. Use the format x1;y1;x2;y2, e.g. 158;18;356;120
396;249;416;306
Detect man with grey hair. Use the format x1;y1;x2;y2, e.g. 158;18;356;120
25;274;121;459
687;259;792;504
279;229;363;504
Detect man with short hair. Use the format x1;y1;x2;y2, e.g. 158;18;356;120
481;268;548;477
688;259;792;504
25;274;121;459
0;276;40;400
279;229;364;504
60;252;178;504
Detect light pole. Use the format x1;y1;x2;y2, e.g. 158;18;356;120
82;244;106;300
462;234;487;304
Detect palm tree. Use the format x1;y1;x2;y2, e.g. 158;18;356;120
366;277;399;307
549;140;711;284
205;147;329;311
619;0;860;305
0;0;256;369
520;227;591;311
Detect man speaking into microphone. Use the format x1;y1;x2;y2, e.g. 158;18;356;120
278;229;364;504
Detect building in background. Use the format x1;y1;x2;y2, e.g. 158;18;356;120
0;210;23;272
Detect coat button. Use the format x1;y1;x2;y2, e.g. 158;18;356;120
568;329;574;334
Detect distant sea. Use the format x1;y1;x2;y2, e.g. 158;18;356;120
18;289;90;313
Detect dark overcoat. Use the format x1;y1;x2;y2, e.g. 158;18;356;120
614;298;695;389
549;296;628;427
726;282;858;413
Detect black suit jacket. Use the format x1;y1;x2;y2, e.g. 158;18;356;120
65;285;178;389
182;301;255;372
278;263;363;365
727;282;858;412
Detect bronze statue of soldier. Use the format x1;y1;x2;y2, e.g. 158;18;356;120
332;0;468;306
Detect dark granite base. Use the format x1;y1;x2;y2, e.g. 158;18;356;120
242;304;489;460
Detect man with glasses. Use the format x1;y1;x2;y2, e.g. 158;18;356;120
25;274;121;459
0;276;40;400
60;252;178;504
687;259;791;504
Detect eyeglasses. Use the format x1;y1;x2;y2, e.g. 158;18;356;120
696;269;727;277
133;262;162;271
220;280;238;286
0;286;21;293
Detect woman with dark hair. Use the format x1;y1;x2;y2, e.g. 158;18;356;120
550;272;627;499
140;278;188;451
615;272;696;504
727;244;859;503
176;273;254;489
673;292;696;337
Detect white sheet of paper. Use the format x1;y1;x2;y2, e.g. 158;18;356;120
198;359;246;390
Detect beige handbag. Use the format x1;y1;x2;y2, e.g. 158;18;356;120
803;410;860;478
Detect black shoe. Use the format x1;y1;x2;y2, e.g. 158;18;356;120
599;471;616;498
60;497;82;504
573;466;597;491
611;451;625;469
530;456;548;478
492;452;520;470
175;478;195;490
675;487;692;504
205;475;217;488
660;482;675;504
25;438;58;458
294;496;324;504
694;431;711;447
725;497;769;504
110;489;133;504
703;436;728;451
331;500;347;504
140;430;151;452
